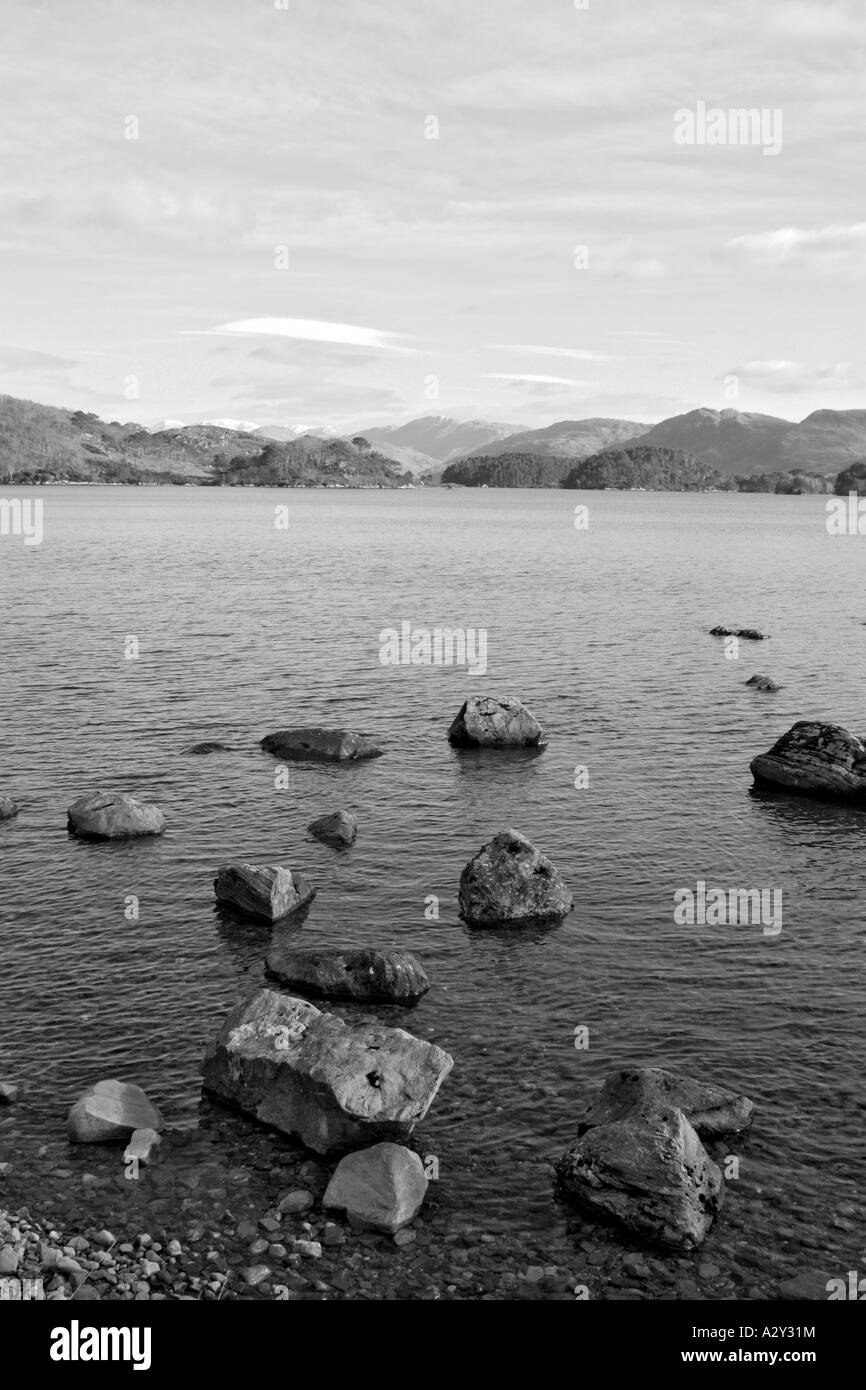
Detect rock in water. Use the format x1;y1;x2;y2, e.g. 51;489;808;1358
746;675;780;692
323;1142;428;1233
0;797;20;821
709;626;767;640
750;721;866;801
307;810;358;847
578;1067;755;1139
260;729;383;762
202;989;453;1155
123;1128;162;1166
556;1107;723;1252
185;741;233;755
68;1080;163;1143
214;863;315;921
459;828;573;925
447;695;546;749
265;947;429;1003
67;792;165;840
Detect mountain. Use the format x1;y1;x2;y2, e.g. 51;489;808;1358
361;415;525;464
463;417;652;460
563;445;733;491
0;396;413;486
617;407;866;478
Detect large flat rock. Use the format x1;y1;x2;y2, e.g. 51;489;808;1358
202;989;452;1155
67;792;165;840
265;946;429;1003
214;863;315;922
751;721;866;800
260;729;383;763
578;1067;755;1139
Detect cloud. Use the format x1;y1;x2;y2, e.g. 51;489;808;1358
492;344;612;362
0;345;77;374
725;223;866;270
187;317;411;351
484;372;589;387
731;359;863;392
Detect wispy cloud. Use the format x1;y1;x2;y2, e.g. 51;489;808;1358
186;317;411;351
484;372;589;386
492;344;612;362
725;223;866;270
732;359;863;392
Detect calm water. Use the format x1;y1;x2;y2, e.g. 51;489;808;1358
1;485;864;1295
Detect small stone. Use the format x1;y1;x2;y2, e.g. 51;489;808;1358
293;1240;322;1258
623;1254;650;1280
267;1244;288;1259
258;1216;281;1234
393;1229;416;1247
167;1240;182;1257
140;1260;160;1278
235;1220;257;1240
278;1191;314;1215
0;1082;19;1105
123;1129;162;1166
321;1225;345;1248
698;1262;721;1280
249;1239;269;1257
524;1265;545;1283
73;1284;101;1301
244;1265;271;1287
0;1247;20;1274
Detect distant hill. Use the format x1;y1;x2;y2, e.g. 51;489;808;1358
562;446;732;491
618;407;866;478
463;417;652;460
361;415;525;464
441;453;575;487
0;395;413;487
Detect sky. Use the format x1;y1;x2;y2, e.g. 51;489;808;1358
0;0;864;431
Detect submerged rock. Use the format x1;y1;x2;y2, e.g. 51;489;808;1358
750;721;866;801
185;741;233;755
578;1067;755;1139
447;695;546;749
68;1080;163;1143
202;989;452;1155
123;1128;162;1166
0;797;20;821
265;947;429;1003
710;626;767;640
260;729;383;762
214;863;315;921
323;1142;428;1233
67;792;165;840
459;828;573;926
746;675;780;692
556;1107;723;1252
307;810;358;847
0;1081;19;1105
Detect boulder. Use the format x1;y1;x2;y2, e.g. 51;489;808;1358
323;1142;427;1233
750;721;866;801
123;1128;161;1166
68;1079;163;1143
0;1081;19;1105
578;1067;755;1139
214;863;315;921
0;797;19;821
67;792;165;840
459;829;573;926
447;695;546;749
265;947;429;1004
746;675;780;692
556;1107;723;1252
202;989;452;1155
185;741;232;755
710;626;767;640
307;810;358;847
260;729;383;762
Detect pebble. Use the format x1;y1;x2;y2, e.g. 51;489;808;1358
0;1246;20;1274
278;1191;314;1215
393;1230;416;1248
0;1082;19;1105
245;1265;271;1287
293;1240;322;1258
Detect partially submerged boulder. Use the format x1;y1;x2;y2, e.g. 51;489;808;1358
123;1127;161;1166
710;626;767;640
578;1067;755;1139
746;675;780;692
67;792;165;840
68;1080;163;1143
323;1142;428;1233
185;741;233;755
447;695;546;749
260;729;383;762
214;863;315;922
750;721;866;801
556;1106;723;1252
0;797;19;821
308;810;358;847
459;829;573;926
202;989;452;1155
265;947;429;1004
